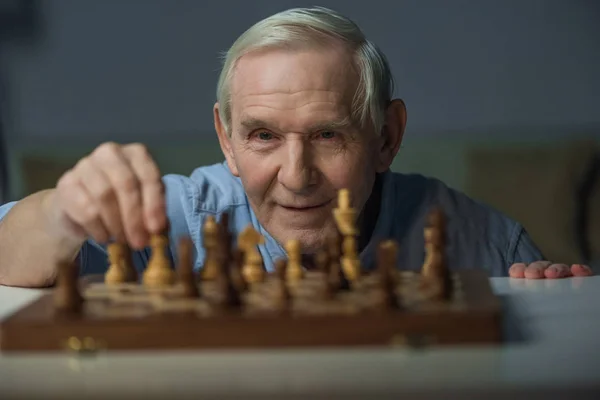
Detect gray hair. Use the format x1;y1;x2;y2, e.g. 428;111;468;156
216;7;395;135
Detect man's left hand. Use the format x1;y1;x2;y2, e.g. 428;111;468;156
509;261;594;279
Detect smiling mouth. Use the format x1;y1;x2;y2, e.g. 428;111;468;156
280;199;332;211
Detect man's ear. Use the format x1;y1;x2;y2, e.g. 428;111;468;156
214;102;240;177
376;99;407;173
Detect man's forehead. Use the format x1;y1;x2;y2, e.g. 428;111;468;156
229;46;359;105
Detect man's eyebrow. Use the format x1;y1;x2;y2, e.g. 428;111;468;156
239;116;272;131
307;116;354;132
239;115;354;132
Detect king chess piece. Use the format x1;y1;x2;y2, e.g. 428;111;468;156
333;189;361;284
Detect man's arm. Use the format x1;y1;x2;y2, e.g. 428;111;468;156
0;142;167;288
0;190;85;287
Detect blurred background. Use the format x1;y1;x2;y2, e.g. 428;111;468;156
0;0;598;268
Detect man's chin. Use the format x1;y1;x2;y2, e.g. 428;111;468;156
276;227;336;254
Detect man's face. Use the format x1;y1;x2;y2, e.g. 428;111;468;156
216;45;388;253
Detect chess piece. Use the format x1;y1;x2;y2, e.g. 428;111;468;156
215;250;242;309
376;240;399;310
284;239;304;283
177;236;199;298
143;234;176;287
326;232;343;295
219;213;232;249
238;225;265;283
54;260;84;313
230;248;248;292
201;216;220;280
333;189;361;283
105;242;137;284
274;258;291;310
314;248;330;273
421;207;452;300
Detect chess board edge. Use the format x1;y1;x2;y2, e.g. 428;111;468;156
0;270;503;352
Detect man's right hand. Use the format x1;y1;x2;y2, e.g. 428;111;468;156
49;142;167;249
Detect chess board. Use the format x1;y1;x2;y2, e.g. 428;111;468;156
0;192;503;353
0;268;501;353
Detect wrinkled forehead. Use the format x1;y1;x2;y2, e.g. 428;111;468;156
229;45;360;117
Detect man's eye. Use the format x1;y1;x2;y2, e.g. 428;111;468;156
319;131;336;139
257;131;273;140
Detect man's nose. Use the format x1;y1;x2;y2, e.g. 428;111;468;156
278;139;316;193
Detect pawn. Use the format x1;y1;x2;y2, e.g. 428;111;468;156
215;250;241;309
54;260;84;313
274;258;291;310
177;237;199;298
327;232;344;291
143;234;176;288
376;240;399;310
230;248;248;292
105;242;137;285
284;239;304;283
314;248;330;273
201;216;220;281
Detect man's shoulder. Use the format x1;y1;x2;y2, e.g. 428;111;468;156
387;171;516;230
384;171;542;275
162;161;247;214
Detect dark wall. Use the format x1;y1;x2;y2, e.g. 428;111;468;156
1;0;599;143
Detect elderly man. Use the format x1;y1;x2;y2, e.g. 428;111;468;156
0;7;592;288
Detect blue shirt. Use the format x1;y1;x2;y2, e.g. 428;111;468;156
0;161;543;277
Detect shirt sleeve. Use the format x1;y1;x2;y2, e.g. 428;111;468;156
506;223;545;266
0;201;17;222
0;172;193;277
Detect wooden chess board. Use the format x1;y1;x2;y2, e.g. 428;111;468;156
0;269;502;353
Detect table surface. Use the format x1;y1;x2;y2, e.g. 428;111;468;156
1;277;600;399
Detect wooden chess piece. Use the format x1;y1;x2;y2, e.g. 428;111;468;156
201;216;220;280
177;236;199;298
333;189;361;283
54;260;84;313
376;240;399;310
274;258;291;310
326;233;343;294
420;207;452;300
215;249;241;309
238;225;265;284
284;239;304;283
219;213;232;248
143;234;176;288
314;248;330;273
105;242;137;284
230;248;248;292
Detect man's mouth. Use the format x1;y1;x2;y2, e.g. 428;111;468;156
279;199;332;211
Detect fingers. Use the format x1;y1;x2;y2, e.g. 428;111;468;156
92;143;146;248
56;170;110;243
523;261;551;279
122;144;167;234
544;263;571;279
510;261;593;279
74;156;126;243
508;263;526;278
571;264;594;277
53;142;165;250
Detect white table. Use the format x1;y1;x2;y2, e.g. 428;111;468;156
1;277;600;399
